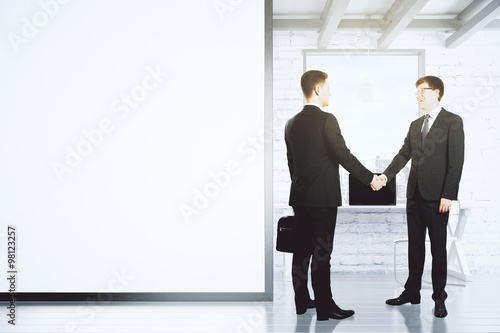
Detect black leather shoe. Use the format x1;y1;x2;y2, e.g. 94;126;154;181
385;295;420;305
434;301;448;318
296;299;316;315
317;304;354;321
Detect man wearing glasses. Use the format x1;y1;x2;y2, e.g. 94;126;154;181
376;76;464;318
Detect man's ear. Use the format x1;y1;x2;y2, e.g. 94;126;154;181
314;85;321;96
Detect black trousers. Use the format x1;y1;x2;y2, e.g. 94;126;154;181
404;186;449;302
291;207;337;310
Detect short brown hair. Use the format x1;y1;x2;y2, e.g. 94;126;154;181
416;75;444;101
301;70;328;98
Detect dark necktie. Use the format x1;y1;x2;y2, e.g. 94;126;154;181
422;114;430;144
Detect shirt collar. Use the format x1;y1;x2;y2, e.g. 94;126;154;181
426;105;441;119
304;102;323;110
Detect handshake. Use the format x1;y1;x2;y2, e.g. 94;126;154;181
370;174;387;191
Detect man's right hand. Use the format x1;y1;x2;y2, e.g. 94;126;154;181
371;175;385;191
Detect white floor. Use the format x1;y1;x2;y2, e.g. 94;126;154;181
1;272;499;333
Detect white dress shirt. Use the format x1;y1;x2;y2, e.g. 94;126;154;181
422;105;442;132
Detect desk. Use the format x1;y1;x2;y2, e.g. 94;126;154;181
283;206;405;282
281;205;471;283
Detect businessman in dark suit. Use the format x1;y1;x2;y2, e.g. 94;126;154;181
379;76;465;318
285;70;382;321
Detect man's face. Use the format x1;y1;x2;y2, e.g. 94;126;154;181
416;82;439;111
319;79;331;107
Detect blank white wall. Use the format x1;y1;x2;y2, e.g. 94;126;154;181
0;0;266;293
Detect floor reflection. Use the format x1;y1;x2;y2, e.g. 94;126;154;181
396;304;422;333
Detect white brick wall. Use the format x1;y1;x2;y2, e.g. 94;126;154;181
273;30;500;274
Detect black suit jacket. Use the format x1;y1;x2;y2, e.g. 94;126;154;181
383;108;465;201
285;105;373;207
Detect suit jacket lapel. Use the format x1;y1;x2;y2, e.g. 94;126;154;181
413;116;425;150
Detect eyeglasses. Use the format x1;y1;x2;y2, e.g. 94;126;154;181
415;88;434;95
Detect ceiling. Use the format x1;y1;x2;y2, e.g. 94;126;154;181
273;0;500;48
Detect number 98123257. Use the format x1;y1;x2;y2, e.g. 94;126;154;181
7;226;16;270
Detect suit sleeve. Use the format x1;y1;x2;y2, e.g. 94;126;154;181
323;114;373;185
285;123;294;179
441;115;465;200
383;125;413;182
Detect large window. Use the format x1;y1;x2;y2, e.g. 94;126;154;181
305;50;424;204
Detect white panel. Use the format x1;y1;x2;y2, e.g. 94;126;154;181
0;0;266;294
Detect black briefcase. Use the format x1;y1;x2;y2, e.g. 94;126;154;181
276;216;298;253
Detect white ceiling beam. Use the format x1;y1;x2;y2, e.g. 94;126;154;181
272;18;500;31
378;0;431;48
383;0;407;22
406;19;461;30
485;19;500;29
446;0;500;48
320;0;334;21
337;19;460;31
273;19;323;30
456;0;491;22
317;0;351;48
337;19;388;31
